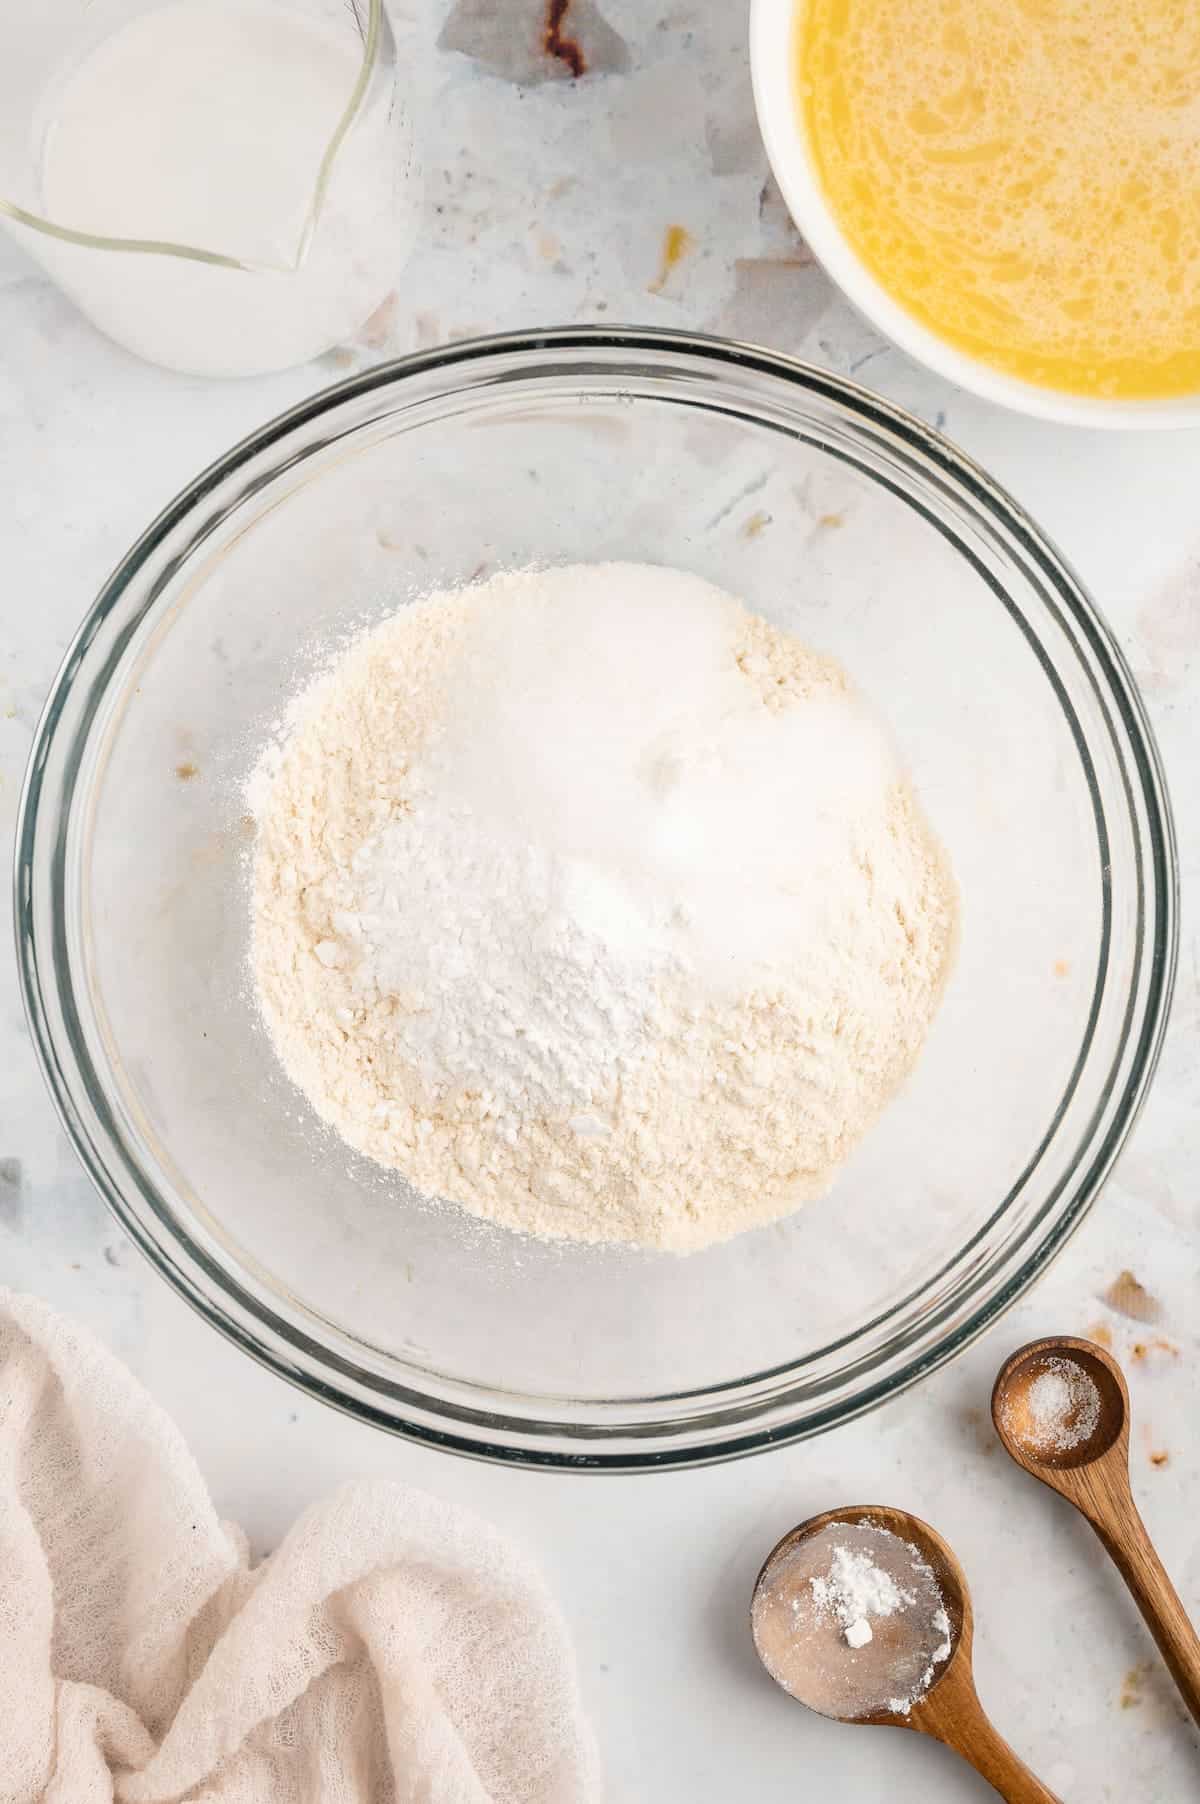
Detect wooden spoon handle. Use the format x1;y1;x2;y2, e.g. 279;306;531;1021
948;1715;1062;1804
1082;1483;1200;1727
914;1667;1062;1803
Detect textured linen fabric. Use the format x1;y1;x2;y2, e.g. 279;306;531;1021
0;1291;601;1804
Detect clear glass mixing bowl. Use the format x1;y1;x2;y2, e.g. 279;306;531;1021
15;329;1177;1468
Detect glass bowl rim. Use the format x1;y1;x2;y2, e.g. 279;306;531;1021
14;325;1179;1470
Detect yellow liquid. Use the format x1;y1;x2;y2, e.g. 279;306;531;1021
797;0;1200;398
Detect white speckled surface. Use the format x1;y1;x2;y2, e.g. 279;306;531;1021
2;5;1199;1798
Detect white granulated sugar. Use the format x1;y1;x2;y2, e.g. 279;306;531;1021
1023;1359;1102;1452
250;561;958;1251
810;1544;915;1648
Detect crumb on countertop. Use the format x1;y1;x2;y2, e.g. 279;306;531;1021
1120;1664;1150;1709
1101;1270;1162;1324
1131;1337;1179;1363
648;224;694;294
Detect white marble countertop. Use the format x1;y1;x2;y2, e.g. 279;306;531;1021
3;4;1200;1798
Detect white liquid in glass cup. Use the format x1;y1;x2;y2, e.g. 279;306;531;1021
1;0;419;376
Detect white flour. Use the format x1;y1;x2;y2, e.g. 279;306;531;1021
810;1544;915;1649
250;562;957;1251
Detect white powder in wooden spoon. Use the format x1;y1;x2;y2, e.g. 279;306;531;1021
753;1520;954;1719
250;562;957;1251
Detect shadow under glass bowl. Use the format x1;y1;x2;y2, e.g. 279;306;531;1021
15;328;1177;1469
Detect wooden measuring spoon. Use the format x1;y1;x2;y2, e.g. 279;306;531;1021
992;1334;1200;1728
751;1505;1061;1801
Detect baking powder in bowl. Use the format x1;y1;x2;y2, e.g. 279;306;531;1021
249;562;957;1250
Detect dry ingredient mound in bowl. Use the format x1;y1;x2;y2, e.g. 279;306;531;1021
249;562;957;1252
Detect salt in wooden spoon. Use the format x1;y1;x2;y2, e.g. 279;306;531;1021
751;1504;1061;1802
992;1334;1200;1728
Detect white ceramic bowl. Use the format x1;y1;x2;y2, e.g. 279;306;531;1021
750;0;1200;430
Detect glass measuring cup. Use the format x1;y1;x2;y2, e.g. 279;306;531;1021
0;0;418;376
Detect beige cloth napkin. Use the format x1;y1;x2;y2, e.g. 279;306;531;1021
0;1291;601;1804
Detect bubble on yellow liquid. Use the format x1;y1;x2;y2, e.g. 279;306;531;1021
796;0;1200;399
